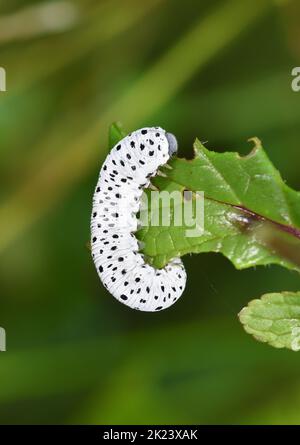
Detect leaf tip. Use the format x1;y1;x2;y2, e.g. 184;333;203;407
246;136;263;155
193;138;207;157
108;121;127;150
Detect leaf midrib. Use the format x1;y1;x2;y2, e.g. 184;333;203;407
165;173;300;241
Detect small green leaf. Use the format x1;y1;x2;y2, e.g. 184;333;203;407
239;292;300;351
108;122;127;150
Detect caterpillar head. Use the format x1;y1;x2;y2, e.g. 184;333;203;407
166;132;178;156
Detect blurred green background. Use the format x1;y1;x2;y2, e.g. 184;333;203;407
1;0;300;425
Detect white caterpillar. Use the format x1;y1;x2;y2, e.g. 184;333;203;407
91;127;187;311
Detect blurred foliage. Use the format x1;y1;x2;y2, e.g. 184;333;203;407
1;0;300;425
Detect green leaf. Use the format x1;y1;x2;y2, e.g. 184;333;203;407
108;121;127;150
137;138;300;271
239;292;300;351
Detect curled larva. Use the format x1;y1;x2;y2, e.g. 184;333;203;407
91;127;186;311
